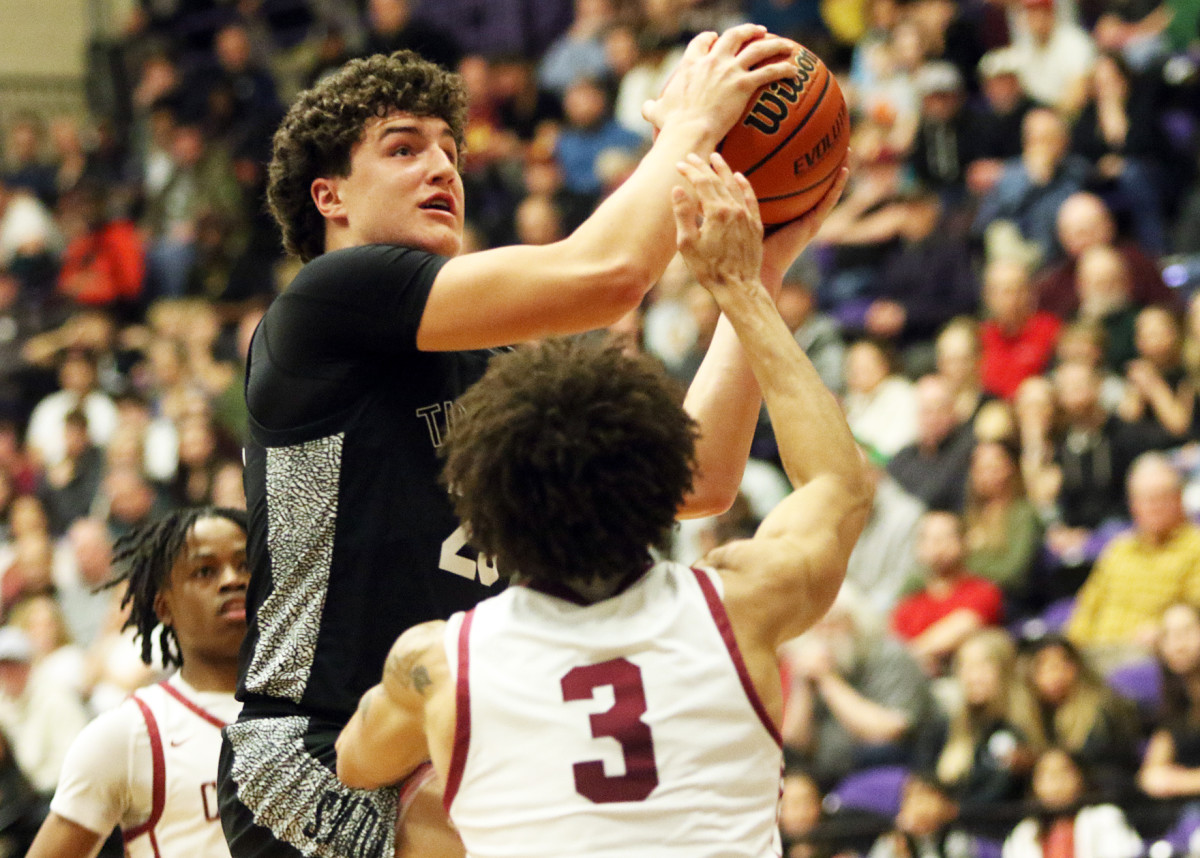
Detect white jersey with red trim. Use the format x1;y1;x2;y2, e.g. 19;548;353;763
443;561;783;858
50;674;239;858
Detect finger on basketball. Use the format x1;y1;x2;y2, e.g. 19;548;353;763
708;153;740;195
712;23;768;57
733;172;762;226
744;57;804;89
683;30;719;60
735;36;796;70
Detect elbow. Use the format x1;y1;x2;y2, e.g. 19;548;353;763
336;754;373;791
598;258;654;319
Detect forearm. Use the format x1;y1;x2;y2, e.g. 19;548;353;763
679;314;760;518
564;120;722;291
782;677;817;750
816;674;910;743
911;610;984;664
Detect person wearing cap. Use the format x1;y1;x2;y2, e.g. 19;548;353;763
0;625;90;796
910;61;974;196
967;48;1037;198
1007;0;1096;114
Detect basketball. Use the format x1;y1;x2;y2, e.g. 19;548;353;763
719;44;849;226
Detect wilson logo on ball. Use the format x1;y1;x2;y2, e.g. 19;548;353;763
742;50;819;135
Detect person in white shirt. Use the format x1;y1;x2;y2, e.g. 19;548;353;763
27;507;249;858
335;153;870;858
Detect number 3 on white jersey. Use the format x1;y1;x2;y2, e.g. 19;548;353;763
439;525;500;585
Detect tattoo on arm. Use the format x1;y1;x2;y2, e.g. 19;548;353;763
411;665;432;696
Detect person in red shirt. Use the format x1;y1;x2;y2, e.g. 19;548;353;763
56;182;144;312
980;257;1062;398
892;509;1004;675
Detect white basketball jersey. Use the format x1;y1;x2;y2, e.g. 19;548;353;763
123;678;235;858
444;561;783;858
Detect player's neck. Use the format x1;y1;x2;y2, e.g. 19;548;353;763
179;656;240;693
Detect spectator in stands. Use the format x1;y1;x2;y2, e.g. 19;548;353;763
865;771;974;858
893;510;1006;676
783;585;934;788
1014;375;1059;518
4;112;56;209
56;518;113;650
908;62;975;197
1067;453;1200;670
860;187;979;368
887;374;976;511
973;108;1090;266
966;48;1036;199
35;408;104;536
1004;746;1143;858
554;76;642;199
936;318;990;425
779;768;830;858
141;119;244;301
25;349;117;472
979;257;1062;400
362;0;462;72
0;625;89;796
963;439;1043;603
1007;0;1096;114
1116;305;1195;455
1075;245;1140;372
1042;361;1133;582
916;628;1040;814
101;466;167;541
1055;319;1127;413
1140;602;1200;801
9;594;87;707
55;181;144;315
1035;192;1173;319
844;338;918;460
206;20;283;150
845;450;926;616
539;0;618;96
0;174;62;299
1021;634;1142;799
1070;52;1171;255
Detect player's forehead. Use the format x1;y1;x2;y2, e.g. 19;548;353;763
181;516;247;560
361;111;456;146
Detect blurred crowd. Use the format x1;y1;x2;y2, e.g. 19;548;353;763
0;0;1199;854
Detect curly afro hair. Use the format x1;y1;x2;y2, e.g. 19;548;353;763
441;337;698;593
267;50;468;262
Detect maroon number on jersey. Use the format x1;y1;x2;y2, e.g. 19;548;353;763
561;658;659;803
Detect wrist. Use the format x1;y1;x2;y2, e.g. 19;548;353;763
655;115;723;153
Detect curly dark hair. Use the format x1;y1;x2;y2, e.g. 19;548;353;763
267;50;468;262
441;337;698;594
101;507;248;669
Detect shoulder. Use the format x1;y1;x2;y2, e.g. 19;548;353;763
385;621;451;697
284;245;449;300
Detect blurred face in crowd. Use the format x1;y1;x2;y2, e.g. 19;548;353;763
215;24;252;73
1053;361;1100;422
1135;306;1181;368
1128;457;1185;543
897;778;957;837
1160;603;1200;677
984;259;1033;331
1077;246;1131;318
1057;194;1114;259
957;635;1005;706
779;773;823;837
1031;642;1080;706
1015;374;1055;429
845;341;891;395
970;441;1016;501
1024;4;1057;44
563;80;608;129
982;70;1023;112
915;375;957;448
1022;109;1068;164
916;511;965;577
936;325;979;391
1032;749;1085;811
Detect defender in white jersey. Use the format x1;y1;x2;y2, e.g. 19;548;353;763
335;153;870;857
28;508;249;858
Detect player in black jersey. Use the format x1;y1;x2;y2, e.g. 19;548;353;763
217;35;841;858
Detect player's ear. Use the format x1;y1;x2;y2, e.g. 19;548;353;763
311;177;345;220
154;590;174;628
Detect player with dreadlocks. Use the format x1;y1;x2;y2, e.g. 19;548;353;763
28;508;249;858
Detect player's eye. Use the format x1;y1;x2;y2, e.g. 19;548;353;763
195;564;216;578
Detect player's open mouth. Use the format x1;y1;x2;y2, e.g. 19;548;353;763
419;194;456;216
219;598;247;622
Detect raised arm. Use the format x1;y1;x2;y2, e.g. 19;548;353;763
416;26;800;351
673;154;871;660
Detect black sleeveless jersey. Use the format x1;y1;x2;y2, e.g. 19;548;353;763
237;244;502;723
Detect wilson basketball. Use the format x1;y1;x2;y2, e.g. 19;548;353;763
719;45;849;226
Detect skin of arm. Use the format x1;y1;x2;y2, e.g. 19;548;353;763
25;813;106;858
1138;730;1200;797
671;153;872;726
909;608;986;673
680;169;857;517
814;672;911;743
336;621;452;791
416;27;800;353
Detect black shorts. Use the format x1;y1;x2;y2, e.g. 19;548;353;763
218;716;400;858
